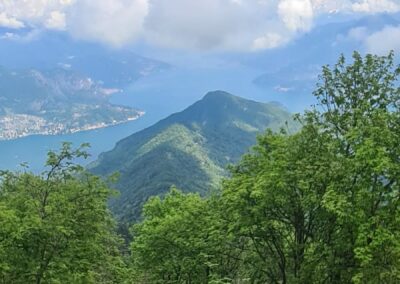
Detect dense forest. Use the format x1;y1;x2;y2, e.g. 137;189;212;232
1;52;399;283
90;90;294;223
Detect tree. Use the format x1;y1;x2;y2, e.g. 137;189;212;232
129;52;400;283
223;51;400;283
0;143;129;283
130;188;245;283
222;127;334;283
309;51;400;283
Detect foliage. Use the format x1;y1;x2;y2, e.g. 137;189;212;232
131;189;244;283
307;51;400;283
130;52;400;283
2;52;399;283
0;142;129;284
90;91;294;222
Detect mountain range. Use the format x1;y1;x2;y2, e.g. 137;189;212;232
0;67;143;140
0;32;170;140
90;91;295;221
1;13;399;169
0;32;170;88
251;13;400;98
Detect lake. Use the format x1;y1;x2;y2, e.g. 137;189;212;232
0;65;314;172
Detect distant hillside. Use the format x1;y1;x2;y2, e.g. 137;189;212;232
0;32;170;88
90;91;295;221
0;67;142;140
252;13;400;97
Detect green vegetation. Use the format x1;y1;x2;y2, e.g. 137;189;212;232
0;143;129;283
1;52;399;283
90;90;294;222
131;52;400;283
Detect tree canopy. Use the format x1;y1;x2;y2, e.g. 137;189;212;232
1;52;399;283
0;143;129;284
130;52;400;283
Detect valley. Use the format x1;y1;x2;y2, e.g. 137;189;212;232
2;13;398;170
0;65;294;171
1;2;400;282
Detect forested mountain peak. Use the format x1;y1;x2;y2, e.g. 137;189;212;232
140;90;290;133
90;91;294;221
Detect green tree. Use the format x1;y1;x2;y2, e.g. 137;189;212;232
131;188;244;283
222;51;400;283
129;52;400;283
0;143;129;284
222;127;334;283
309;51;400;283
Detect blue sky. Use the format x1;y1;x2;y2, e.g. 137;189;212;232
0;0;399;53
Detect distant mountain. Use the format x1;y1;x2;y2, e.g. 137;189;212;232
0;32;171;140
0;32;170;88
0;67;142;140
251;13;400;97
90;91;295;221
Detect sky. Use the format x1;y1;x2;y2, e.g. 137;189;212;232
0;0;399;53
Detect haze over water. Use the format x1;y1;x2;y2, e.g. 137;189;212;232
0;65;312;172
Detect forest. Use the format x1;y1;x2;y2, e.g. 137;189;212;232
1;52;399;283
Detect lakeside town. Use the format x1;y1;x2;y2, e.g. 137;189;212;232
0;111;144;140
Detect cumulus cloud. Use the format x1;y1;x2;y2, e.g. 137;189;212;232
311;0;400;14
347;26;369;41
0;29;41;42
365;25;400;55
0;0;398;51
66;0;148;47
252;33;289;50
278;0;314;32
0;0;73;30
311;0;351;13
352;0;400;13
143;0;272;50
0;12;24;28
45;11;66;30
0;0;313;50
144;0;317;50
0;32;19;39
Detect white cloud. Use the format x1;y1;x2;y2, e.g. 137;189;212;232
45;11;66;30
252;33;289;50
347;26;369;41
352;0;400;13
311;0;400;14
333;25;369;47
311;0;350;12
365;25;400;55
0;0;398;51
0;29;41;42
278;0;314;32
0;0;304;50
143;0;315;51
66;0;148;47
0;12;24;28
143;0;274;50
0;32;18;39
0;0;73;28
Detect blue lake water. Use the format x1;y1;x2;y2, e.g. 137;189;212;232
0;66;315;172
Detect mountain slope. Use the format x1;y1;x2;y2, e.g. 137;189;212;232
0;32;170;88
0;67;142;140
0;32;170;140
90;91;294;221
250;13;400;108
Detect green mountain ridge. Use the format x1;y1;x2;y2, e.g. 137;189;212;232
90;91;294;221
